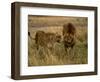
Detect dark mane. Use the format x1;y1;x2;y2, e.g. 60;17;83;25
63;23;76;35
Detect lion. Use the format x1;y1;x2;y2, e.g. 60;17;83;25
63;23;76;55
35;31;61;50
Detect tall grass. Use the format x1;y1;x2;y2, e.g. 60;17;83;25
28;16;88;66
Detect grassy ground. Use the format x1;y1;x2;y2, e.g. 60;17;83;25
28;16;88;66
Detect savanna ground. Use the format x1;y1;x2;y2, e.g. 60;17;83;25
28;15;88;66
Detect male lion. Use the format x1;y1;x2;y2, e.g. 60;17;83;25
63;23;76;55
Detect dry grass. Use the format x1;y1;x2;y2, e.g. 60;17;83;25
28;16;88;66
